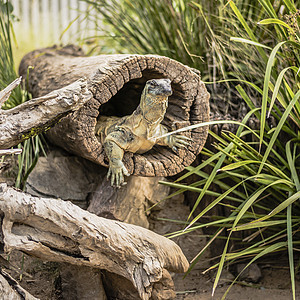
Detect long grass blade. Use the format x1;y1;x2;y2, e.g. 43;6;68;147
260;41;287;150
287;204;296;300
230;37;272;49
267;67;295;118
259;89;300;173
258;18;292;30
255;190;300;222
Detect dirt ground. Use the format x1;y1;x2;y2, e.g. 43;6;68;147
1;156;300;300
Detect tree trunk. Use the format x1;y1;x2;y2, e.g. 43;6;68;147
87;176;170;228
19;45;210;177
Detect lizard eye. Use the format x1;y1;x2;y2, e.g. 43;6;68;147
150;80;158;86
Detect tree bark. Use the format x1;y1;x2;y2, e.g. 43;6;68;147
0;183;189;300
0;78;92;149
19;45;210;177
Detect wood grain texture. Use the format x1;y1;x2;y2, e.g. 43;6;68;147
19;45;210;176
0;183;189;300
0;77;22;107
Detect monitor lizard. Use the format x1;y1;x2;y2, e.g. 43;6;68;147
95;78;191;187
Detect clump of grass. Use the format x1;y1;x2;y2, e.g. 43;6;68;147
161;1;300;299
82;0;233;88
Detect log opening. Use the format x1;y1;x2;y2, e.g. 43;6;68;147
19;45;210;177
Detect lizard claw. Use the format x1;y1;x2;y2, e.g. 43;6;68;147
107;160;129;188
168;135;192;151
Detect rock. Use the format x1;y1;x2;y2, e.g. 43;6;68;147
60;264;107;300
26;149;106;209
236;263;262;283
218;269;235;286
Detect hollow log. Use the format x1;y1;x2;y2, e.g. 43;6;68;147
19;45;210;177
0;183;189;300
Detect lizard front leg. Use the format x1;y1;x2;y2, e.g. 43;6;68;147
104;136;129;187
156;125;192;151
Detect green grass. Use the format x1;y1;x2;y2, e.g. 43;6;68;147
160;2;300;298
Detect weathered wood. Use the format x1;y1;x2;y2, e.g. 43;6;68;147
19;45;210;177
101;269;176;300
87;176;170;228
0;78;92;149
0;149;22;156
0;183;189;300
0;77;22;107
0;269;39;300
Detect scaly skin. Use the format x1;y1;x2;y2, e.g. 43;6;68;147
95;79;191;187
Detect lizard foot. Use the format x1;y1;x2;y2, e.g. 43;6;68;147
168;135;192;152
107;160;130;188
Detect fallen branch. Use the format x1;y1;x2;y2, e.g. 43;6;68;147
0;183;188;300
0;149;22;156
0;269;38;300
0;78;92;149
0;77;22;108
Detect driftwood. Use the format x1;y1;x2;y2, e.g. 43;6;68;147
0;183;188;300
0;77;22;108
19;45;210;177
0;269;38;300
0;78;92;149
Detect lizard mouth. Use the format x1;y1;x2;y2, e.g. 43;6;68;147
148;88;172;97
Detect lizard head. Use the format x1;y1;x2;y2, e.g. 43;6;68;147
138;78;172;124
145;79;172;97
